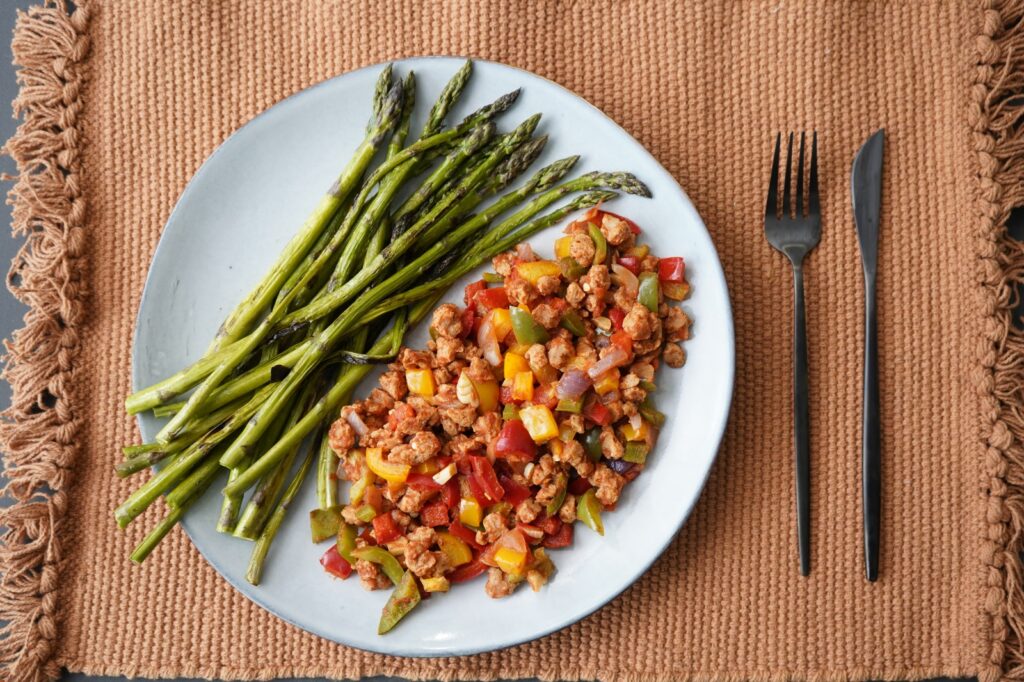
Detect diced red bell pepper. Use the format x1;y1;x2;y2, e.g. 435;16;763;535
358;524;376;544
372;512;402;544
468;455;505;503
406;472;442;492
657;256;685;283
478;542;499;567
474;287;510;313
464;280;486;307
494;419;538;460
499;473;532;507
460;306;477;338
542;523;574;549
448;519;483;549
609;307;625;331
441;478;459;508
583;400;612;426
568;475;592;496
420;500;450;527
320;545;353;579
449;557;488;583
532;383;559;410
610;330;634;360
464;471;489;506
616;256;640;275
537;514;562;535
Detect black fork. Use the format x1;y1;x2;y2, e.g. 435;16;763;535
763;132;821;576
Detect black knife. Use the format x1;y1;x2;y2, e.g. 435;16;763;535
851;129;884;582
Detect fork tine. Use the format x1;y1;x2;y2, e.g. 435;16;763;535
765;133;781;218
782;132;794;218
795;132;806;217
808;131;820;215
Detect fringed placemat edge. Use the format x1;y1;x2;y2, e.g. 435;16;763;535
0;1;90;681
972;0;1024;681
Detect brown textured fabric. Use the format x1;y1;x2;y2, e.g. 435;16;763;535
3;1;1024;681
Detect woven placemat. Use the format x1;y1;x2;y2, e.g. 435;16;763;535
2;1;1023;680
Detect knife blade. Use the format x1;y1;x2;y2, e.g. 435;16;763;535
851;129;884;582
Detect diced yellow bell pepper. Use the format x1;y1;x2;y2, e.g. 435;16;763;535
472;378;500;413
555;236;573;259
549;439;564;457
593;369;620;395
421;576;450;593
436;532;473;567
516;260;562;285
566;355;589;372
459;497;483;527
512;371;534;401
559;423;576;441
494;546;528;575
487;308;513;342
626;244;650;259
519;405;559;443
621;420;651;442
507;342;532;356
413;458;441;475
503;351;530;381
365;447;410;486
405;369;436;397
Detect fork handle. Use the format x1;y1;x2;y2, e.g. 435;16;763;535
863;276;881;582
792;262;811;576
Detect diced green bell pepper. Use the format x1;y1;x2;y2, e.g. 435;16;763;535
587;222;608;265
510;306;550;345
545;471;568;516
482;272;504;284
577;488;605;536
623;442;649;464
354;504;378;524
639;272;660;312
558;256;587;280
559;309;587;337
556;397;583;413
309;506;343;543
639;380;657;392
377;570;422;634
583;428;603;461
639;396;666;427
502;403;520;420
351;546;404;586
336;522;358;565
487;501;513;517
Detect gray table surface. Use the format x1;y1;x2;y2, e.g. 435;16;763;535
0;2;986;681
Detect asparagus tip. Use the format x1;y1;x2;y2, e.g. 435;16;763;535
533;155;580;193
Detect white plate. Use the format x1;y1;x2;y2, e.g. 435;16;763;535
132;56;734;657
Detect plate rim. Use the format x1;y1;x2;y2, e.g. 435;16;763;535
131;54;735;658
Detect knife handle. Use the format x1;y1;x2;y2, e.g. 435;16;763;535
863;277;881;582
792;263;811;576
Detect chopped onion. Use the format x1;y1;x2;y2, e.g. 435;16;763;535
611;263;639;297
556;369;593;400
608;459;634;475
629;413;643;431
432;462;458;485
516;242;536;262
587;346;629;379
477;316;502;366
345;409;369;437
456;370;479;406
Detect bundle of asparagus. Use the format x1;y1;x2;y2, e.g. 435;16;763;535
117;61;651;583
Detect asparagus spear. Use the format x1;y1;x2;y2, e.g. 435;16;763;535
114;385;277;528
203;68;401;355
245;446;317;584
270;115;541;337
